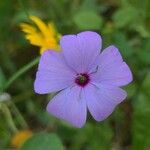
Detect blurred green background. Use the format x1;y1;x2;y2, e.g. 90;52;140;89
0;0;150;150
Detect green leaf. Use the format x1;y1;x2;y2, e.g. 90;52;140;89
132;93;150;150
21;133;63;150
134;24;150;38
124;83;137;99
37;111;55;125
137;38;150;64
69;122;113;150
128;0;150;18
73;11;103;30
143;38;150;51
137;51;150;65
142;72;150;95
80;0;98;11
112;32;133;58
113;6;138;28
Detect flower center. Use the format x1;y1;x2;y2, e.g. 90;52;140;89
75;73;90;87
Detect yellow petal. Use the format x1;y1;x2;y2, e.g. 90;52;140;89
47;22;57;36
20;23;36;34
20;23;45;46
25;33;44;46
30;16;50;39
20;16;61;54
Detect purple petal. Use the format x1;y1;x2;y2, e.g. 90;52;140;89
91;45;133;86
34;50;75;94
84;84;127;121
98;45;123;66
60;31;102;73
46;86;87;128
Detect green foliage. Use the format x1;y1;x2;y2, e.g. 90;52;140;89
142;72;150;94
73;11;103;30
113;0;150;37
69;122;113;150
112;32;133;58
0;0;150;149
132;93;150;150
124;83;137;99
132;71;150;150
113;6;138;28
80;0;98;11
21;133;62;150
137;38;150;65
0;117;11;150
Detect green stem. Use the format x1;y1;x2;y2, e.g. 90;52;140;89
3;57;39;91
10;101;29;129
1;104;18;133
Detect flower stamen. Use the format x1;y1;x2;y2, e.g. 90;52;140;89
75;73;90;87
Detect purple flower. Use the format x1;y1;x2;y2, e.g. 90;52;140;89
34;31;133;128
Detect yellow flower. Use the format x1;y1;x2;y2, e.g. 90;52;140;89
20;16;60;54
11;130;32;149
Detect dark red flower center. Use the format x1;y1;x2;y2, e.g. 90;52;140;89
75;73;90;87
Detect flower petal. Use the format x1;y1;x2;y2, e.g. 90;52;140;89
98;45;123;66
30;16;50;39
60;31;102;73
85;84;127;121
20;23;44;46
46;86;87;128
91;45;133;86
34;50;75;94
